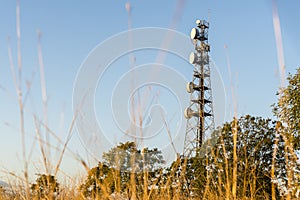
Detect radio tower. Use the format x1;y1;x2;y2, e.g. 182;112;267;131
183;19;215;157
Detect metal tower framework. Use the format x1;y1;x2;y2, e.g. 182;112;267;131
183;19;215;157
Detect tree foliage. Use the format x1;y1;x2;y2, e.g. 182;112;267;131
173;116;290;199
79;141;165;199
79;112;300;198
102;141;165;172
30;174;59;200
79;162;113;198
273;67;300;150
210;116;283;198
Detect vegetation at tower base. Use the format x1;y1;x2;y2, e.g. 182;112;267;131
30;174;60;199
205;116;285;199
78;114;300;199
273;67;300;150
167;116;299;199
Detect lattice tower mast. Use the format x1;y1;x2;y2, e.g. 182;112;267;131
183;19;215;157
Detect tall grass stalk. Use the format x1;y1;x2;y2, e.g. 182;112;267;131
37;30;50;175
271;123;280;200
8;0;31;198
232;117;238;200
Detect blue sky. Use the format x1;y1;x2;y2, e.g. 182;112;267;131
0;0;299;182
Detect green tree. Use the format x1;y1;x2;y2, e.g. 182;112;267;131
178;116;287;199
79;141;165;199
102;141;165;172
273;67;300;150
272;68;300;198
211;116;283;198
30;174;59;200
79;162;113;199
165;155;207;199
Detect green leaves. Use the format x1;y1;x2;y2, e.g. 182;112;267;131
273;68;300;150
79;142;165;198
30;174;59;199
102;141;165;172
180;115;286;198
